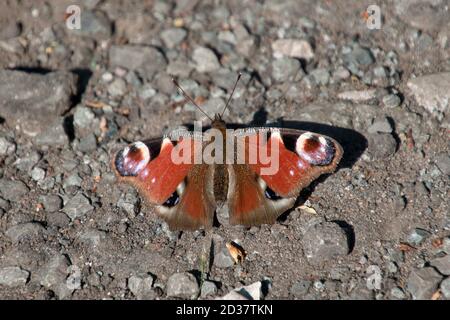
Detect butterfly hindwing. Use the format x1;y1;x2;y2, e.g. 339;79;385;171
227;163;296;226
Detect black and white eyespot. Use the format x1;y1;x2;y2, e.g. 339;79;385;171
258;177;283;201
295;133;335;166
115;141;151;177
161;181;185;208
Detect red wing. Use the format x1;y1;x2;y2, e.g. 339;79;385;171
242;129;343;198
157;164;216;230
114;137;198;204
227;128;343;226
227;163;296;226
113;136;215;230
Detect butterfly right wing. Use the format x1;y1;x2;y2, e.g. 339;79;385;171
226;128;343;226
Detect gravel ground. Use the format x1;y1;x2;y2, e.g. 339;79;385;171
0;0;449;300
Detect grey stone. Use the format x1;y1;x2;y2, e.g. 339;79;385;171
73;106;95;130
107;78;127;97
211;68;240;90
74;10;111;39
217;30;237;44
345;45;374;67
62;193;94;220
0;198;10;211
63;173;83;189
138;84;157;100
166;272;199;299
0;267;29;287
117;191;139;216
0;21;22;40
0;179;29;202
382;94;401;108
220;282;263;300
368;117;393;134
236;37;257;57
78;229;106;248
406;228;431;246
407;72;450;115
193;47;221;73
407;267;442;300
66;265;81;290
214;246;235;268
0;37;24;54
46;211;70;228
367;133;397;160
387;261;399;274
6;222;45;243
166;60;194;78
443;237;450;254
200;280;217;298
366;265;382;290
440;277;450;299
271;39;314;60
373;66;387;78
302;222;350;265
0;70;77;136
435;153;450;175
290;280;311;298
417;33;434;51
338;89;377;102
35;254;73;299
31;167;46;182
330;266;350;280
310;68;330;85
313;280;325;290
154;73;174;94
195;98;225;120
109;45;167;77
394;0;448;32
76;134;97;153
271;57;301;83
333;66;351;80
0;137;16;156
128;274;154;299
14;151;40;172
34;117;69;146
390;286;406;299
101;72;113;83
160;28;187;48
430;255;450;275
39;195;63;212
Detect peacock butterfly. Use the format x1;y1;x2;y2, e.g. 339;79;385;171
113;74;343;230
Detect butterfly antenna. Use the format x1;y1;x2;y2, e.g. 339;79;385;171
220;72;242;118
172;78;213;121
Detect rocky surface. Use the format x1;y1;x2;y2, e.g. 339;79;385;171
0;1;449;300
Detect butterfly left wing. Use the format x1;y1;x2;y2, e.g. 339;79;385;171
113;136;216;230
227;128;343;226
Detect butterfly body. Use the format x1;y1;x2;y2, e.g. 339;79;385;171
113;114;343;231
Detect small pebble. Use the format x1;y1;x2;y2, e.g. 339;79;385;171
166;272;199;299
382;94;401;108
31;167;46;182
193;47;221;73
406;228;431;246
0;267;29;287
